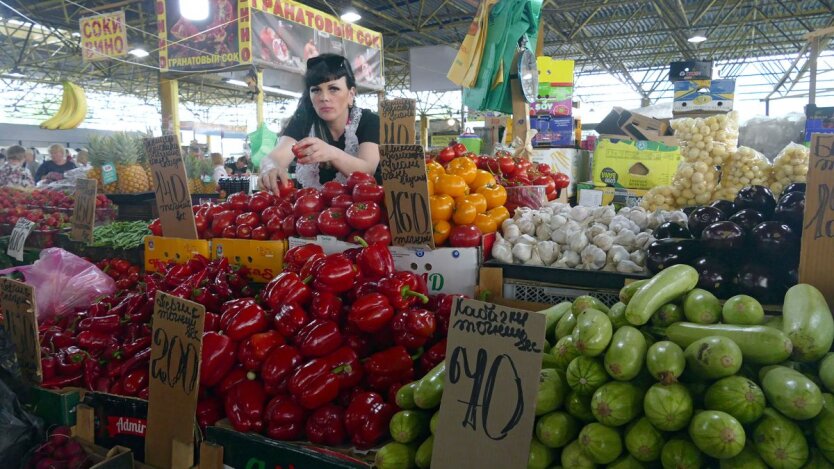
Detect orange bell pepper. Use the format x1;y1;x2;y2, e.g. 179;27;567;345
446;158;477;185
470;170;496;189
429;194;454;222
455;194;488;214
487;206;510;225
452;202;478;225
476;184;508;209
436;174;469;198
433;220;451;246
473;213;498;234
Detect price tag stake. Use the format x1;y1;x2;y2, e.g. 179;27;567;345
70;178;97;244
379;145;435;248
144;135;198;239
7;218;35;261
0;278;42;384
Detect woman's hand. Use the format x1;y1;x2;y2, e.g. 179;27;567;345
295;137;338;165
258;167;291;195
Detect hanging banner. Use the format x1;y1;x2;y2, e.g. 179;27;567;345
80;11;127;62
250;0;384;90
158;0;243;72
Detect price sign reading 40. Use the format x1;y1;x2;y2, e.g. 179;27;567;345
431;298;545;469
144;134;198;239
379;144;434;248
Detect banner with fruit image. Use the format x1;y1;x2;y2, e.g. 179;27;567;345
250;1;384;90
158;0;242;72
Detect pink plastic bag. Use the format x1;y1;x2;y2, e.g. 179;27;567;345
0;248;116;320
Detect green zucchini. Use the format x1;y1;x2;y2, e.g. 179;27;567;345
414;362;445;410
620;279;650;305
542;302;573;343
415;435;433;469
395;381;419;409
625;265;698;326
572;295;609;316
666;322;793;365
783;284;834;362
761;366;823;421
390;410;431;443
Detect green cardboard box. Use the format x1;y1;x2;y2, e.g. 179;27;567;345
25;386;82;427
592;138;681;190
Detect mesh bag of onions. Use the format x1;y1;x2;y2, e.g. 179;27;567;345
769;142;809;196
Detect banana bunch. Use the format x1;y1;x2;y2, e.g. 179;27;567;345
40;81;88;130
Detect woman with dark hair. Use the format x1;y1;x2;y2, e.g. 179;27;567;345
259;53;380;191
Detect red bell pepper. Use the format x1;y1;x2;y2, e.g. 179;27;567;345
419;339;447;375
82;357;104;390
41;354;57;380
164;263;194;289
109;347;150;378
261;345;303;396
237;330;285;371
378;273;430;310
57;347;87;376
299;255;326;280
366;367;415;394
327;346;363;390
349;280;379;304
220;298;268;341
43;330;76;350
77;314;121;334
306;404;347;446
294;320;343;358
309;291;343;322
272;303;309;339
263;272;312;310
218;367;248;396
122;368;149;397
347;293;394;333
344;391;396;449
225;377;267;433
344;332;373;359
391;308;437;350
204;312;221;332
197;396;224;430
288;358;341;410
192;288;222;313
312;254;357;294
355;239;395;280
364;345;414;377
40;371;83;389
200;332;237;387
265;395;306;441
77;330;117;352
433;293;464;336
283;244;325;273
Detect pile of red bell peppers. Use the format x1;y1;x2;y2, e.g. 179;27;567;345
200;241;460;449
37;255;251;396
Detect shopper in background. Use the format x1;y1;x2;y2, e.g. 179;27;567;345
211;153;227;183
75;149;91;170
0;145;35;188
24;149;39;180
232;156;250;175
259;53;380;191
35;143;77;182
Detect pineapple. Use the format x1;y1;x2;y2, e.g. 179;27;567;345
87;135;116;193
111;132;151;193
185;154;216;194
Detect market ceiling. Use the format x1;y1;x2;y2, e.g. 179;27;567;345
0;0;832;107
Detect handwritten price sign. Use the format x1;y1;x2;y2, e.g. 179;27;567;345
380;99;416;145
0;278;42;384
800;134;834;304
432;298;544;469
379;145;434;248
144;135;198;239
145;291;204;468
70;178;97;243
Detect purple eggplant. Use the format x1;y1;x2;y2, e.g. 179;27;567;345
750;221;800;262
646;239;702;273
653;222;692;240
782;182;806;196
734;262;786;304
688;206;726;239
734;185;777;218
774;191;805;232
710;199;737;217
729;209;766;234
701;221;746;252
692;256;734;298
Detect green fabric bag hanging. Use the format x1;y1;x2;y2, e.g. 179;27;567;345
248;123;278;170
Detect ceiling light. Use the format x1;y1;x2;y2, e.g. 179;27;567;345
71;32;81;37
447;118;456;126
4;68;24;78
687;33;707;43
340;8;361;23
179;0;210;21
226;79;249;87
263;86;302;98
129;48;149;58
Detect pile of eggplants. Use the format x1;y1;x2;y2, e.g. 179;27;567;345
647;183;806;304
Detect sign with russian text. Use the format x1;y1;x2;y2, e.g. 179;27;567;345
800;134;834;305
80;11;127;62
144;135;198;239
158;0;243;72
432;298;545;469
0;278;42;384
379;145;434;248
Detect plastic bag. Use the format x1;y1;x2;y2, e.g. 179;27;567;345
769;142;809;196
0;371;44;466
248;123;278;171
0;248;115;321
713;146;772;200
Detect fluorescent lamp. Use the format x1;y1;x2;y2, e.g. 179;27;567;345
179;0;210;21
340;9;361;23
447;118;456;126
263;86;302;98
129;48;149;58
226;79;249;87
4;68;24;78
687;33;707;43
72;32;81;37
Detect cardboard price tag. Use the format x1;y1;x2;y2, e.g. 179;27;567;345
7;217;35;261
380;99;416;145
432;298;545;469
145;291;204;468
70;178;97;243
800;134;834;304
0;278;42;383
144;135;198;239
379;145;434;248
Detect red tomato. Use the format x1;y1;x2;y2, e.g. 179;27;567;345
276;200;293;218
295;187;320;200
321;181;348;205
552;172;570;190
270;231;287;240
227;192;250;211
437;147;456;165
248;192;274;212
251;225;269;240
449;224;482;248
346;202;382;230
317;208;352;238
476;156;490;170
236;225;252;239
265;216;284;234
295;214;319;238
235;212;260;228
532;175;556;195
346;172;375;189
261;206;281;223
293;194;324;217
537;163;552;174
277;179;296;198
352;183;384;204
364;224;391;246
452;143;468;157
330;194;354;210
282;216;297;237
498;156;517;177
222;225;238;238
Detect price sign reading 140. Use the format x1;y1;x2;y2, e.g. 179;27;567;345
144;135;198;239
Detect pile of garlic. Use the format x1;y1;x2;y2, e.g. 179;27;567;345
769;143;809;196
491;202;688;273
713;146;772;201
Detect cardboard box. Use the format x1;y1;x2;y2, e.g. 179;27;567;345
576;182;649;208
669;60;713;81
211;238;288;282
804;105;834;142
25;386;82;427
595;107;676;144
673;79;735;114
533;84;572;116
592;138;681;190
536;57;574;86
531;115;574;147
530;147;591;197
143;236;210;272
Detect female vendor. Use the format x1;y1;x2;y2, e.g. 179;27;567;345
259;54;380;191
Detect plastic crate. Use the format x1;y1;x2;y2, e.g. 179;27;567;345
502;278;621;307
